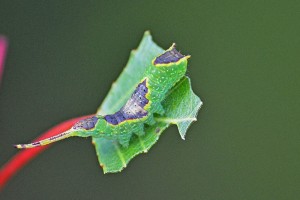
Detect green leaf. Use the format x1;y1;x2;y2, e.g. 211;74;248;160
92;31;202;173
158;76;203;140
93;122;169;173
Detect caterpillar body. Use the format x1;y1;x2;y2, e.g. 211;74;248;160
15;44;190;149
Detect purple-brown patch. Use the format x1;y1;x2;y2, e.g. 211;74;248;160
105;79;149;125
154;46;184;65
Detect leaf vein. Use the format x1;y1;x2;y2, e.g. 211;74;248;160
113;142;127;167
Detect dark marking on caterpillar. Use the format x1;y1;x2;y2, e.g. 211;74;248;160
155;128;160;133
32;142;41;146
105;79;149;125
154;46;184;65
73;116;99;130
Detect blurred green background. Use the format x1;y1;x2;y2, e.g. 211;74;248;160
1;0;299;199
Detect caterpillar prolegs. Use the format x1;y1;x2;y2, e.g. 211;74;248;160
15;44;190;149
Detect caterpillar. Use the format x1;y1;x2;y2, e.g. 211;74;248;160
15;44;190;149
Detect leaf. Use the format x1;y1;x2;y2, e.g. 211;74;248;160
92;31;202;173
93;122;169;173
158;76;203;140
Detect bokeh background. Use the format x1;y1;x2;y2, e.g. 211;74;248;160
1;1;299;199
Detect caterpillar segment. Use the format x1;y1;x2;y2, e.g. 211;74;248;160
15;44;190;149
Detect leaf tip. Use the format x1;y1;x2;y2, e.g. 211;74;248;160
144;30;151;36
131;49;137;55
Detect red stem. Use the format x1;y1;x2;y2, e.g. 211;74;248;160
0;36;8;84
0;115;93;190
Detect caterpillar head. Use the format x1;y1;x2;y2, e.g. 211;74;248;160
152;43;190;68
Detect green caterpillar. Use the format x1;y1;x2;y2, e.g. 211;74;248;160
15;44;190;149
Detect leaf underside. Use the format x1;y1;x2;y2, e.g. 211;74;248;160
93;31;202;173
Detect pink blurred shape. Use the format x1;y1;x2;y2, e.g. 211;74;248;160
0;36;8;84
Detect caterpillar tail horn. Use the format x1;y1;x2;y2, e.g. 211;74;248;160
14;129;76;149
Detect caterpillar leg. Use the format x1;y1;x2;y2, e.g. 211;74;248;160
145;114;156;126
118;132;133;148
133;123;145;137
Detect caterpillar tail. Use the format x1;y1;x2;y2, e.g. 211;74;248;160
14;129;76;149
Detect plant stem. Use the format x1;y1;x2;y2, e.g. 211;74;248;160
0;36;8;85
